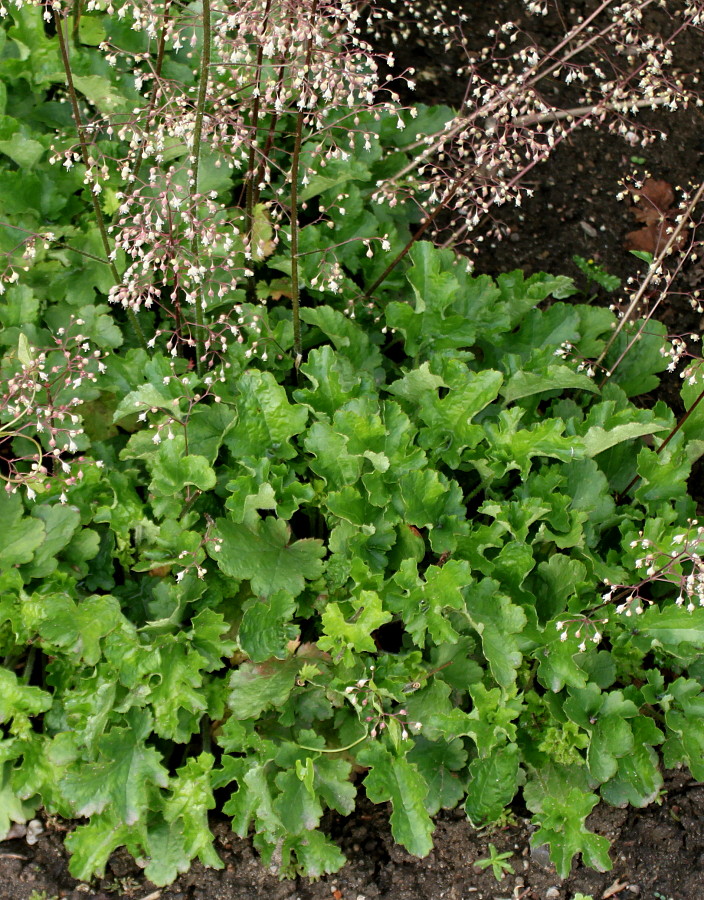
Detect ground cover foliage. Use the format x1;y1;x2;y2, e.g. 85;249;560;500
1;0;704;890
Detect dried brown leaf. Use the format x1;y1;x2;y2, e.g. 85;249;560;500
624;177;683;255
631;178;675;225
624;222;669;254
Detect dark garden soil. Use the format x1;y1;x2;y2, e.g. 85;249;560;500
3;2;704;898
2;772;704;900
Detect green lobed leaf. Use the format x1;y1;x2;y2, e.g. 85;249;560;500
60;709;169;824
213;515;325;598
358;742;434;858
65;812;141;881
0;668;52;736
407;737;467;815
530;788;612;878
227;659;299;720
0;491;45;567
390;558;470;646
239;591;298;662
223;369;308;462
36;593;124;666
501;364;597;403
148;436;216;496
465;743;521;825
465;579;526;689
318;590;392;662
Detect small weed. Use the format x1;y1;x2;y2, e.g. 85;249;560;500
573;254;621;293
473;843;515;882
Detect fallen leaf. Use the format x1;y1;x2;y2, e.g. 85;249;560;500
624;177;684;255
631;179;674;225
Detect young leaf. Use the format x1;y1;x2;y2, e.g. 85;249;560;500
65;812;141;881
318;590;392;662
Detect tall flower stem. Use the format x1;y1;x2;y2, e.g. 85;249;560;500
190;0;212;374
596;179;704;382
289;114;305;366
244;0;273;304
618;383;704;500
244;0;273;239
54;10;149;353
289;4;318;366
71;0;82;45
131;0;173;185
251;73;284;208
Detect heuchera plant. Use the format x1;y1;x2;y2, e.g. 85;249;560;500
1;0;704;887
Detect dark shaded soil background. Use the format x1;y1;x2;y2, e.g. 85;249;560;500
3;773;704;900
3;2;704;898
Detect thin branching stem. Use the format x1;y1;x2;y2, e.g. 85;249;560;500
54;10;149;353
360;176;466;301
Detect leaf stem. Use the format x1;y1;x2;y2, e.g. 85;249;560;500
71;0;82;45
295;727;368;754
21;646;36;685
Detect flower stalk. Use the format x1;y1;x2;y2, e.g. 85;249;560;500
190;0;212;374
53;9;149;354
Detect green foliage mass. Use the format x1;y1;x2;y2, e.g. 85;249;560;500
1;1;704;889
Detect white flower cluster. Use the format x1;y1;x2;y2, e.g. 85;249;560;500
602;521;704;616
